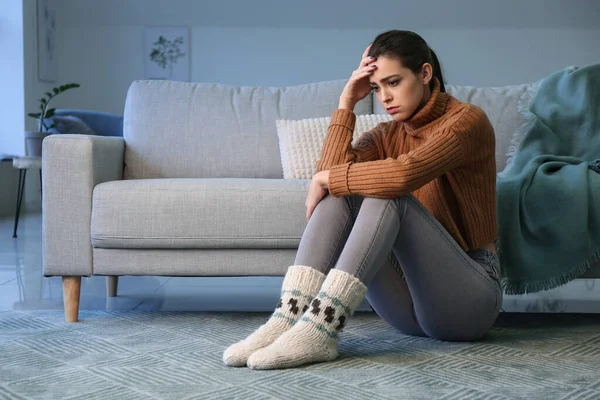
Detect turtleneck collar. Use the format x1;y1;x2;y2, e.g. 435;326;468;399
403;77;449;136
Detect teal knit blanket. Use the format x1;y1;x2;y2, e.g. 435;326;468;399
496;64;600;295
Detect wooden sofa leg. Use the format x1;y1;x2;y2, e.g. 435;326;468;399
106;276;118;297
62;276;81;323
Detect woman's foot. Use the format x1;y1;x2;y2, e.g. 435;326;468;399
222;265;326;367
247;269;367;370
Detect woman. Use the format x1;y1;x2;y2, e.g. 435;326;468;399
223;30;502;370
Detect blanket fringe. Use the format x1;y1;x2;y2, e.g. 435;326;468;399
501;246;600;295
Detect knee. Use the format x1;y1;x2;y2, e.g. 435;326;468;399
362;197;395;206
319;193;356;208
361;197;400;216
314;193;345;214
362;195;418;215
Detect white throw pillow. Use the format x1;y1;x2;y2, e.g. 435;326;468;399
276;114;393;179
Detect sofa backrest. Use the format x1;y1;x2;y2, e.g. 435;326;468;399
123;79;372;179
373;81;537;173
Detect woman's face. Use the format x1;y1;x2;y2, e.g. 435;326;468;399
369;56;432;122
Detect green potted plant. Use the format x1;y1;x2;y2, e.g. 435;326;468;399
26;83;80;156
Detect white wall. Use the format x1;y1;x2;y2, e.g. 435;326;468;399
53;0;600;29
50;0;600;116
0;0;57;217
0;1;25;157
0;0;25;218
0;0;56;150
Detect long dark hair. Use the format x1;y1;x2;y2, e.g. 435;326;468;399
368;30;445;93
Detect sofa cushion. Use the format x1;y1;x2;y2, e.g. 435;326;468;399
91;178;310;249
372;81;540;172
123;79;373;180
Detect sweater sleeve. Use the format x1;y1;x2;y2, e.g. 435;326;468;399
328;128;466;198
315;109;386;172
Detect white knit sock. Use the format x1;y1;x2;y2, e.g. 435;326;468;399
247;269;368;370
222;265;326;367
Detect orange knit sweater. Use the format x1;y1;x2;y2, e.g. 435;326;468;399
316;78;498;251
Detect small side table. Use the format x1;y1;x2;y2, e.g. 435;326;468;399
12;156;42;238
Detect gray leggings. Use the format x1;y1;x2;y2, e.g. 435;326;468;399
294;193;503;342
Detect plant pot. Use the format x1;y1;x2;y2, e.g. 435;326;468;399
25;131;52;157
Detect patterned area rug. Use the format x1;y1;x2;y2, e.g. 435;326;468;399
1;310;600;400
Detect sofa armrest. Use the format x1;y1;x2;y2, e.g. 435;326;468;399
42;134;125;277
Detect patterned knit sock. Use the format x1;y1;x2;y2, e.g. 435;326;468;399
247;269;368;370
222;265;326;367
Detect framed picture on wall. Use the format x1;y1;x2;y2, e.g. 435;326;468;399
143;26;191;81
37;0;57;82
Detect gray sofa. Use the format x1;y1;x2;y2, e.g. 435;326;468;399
42;78;600;322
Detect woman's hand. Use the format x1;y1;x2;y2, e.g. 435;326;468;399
339;43;377;110
305;171;330;221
